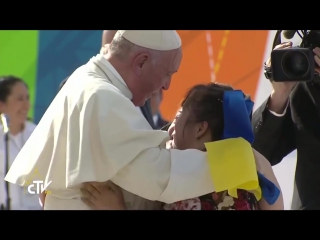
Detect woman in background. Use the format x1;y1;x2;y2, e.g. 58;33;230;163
0;75;40;210
80;83;284;210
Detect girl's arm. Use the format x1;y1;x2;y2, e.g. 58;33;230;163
253;148;284;210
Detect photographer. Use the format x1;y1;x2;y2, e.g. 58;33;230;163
252;41;320;210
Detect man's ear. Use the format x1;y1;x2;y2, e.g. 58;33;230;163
133;53;149;76
195;121;209;139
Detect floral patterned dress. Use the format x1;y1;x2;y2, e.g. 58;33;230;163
164;190;259;210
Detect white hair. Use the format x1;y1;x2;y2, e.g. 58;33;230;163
109;35;161;66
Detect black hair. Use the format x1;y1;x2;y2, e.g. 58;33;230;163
0;75;28;103
181;82;234;141
161;83;251;136
0;75;33;122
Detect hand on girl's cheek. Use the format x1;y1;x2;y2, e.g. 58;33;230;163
166;140;176;149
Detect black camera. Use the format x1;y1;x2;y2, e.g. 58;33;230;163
270;30;320;82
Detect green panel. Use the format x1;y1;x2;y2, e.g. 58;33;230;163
0;30;39;119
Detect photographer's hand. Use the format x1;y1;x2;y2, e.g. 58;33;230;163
313;47;320;73
266;42;297;114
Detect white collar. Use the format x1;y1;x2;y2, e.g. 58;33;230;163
89;54;133;100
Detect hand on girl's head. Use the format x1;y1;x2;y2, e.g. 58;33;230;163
168;108;181;138
168;122;175;139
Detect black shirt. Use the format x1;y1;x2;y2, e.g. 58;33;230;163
252;82;320;209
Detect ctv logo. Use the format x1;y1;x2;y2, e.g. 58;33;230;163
23;168;52;195
27;180;52;195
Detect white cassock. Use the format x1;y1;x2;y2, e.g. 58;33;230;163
5;34;215;210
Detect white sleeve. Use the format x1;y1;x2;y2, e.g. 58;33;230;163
268;99;290;117
97;91;215;203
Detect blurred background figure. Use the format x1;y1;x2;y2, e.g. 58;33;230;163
101;30;117;53
0;76;40;210
58;76;69;92
150;89;169;129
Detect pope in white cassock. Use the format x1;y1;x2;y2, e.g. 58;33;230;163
4;30;216;210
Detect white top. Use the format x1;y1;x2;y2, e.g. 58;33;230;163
5;54;215;210
0;121;41;210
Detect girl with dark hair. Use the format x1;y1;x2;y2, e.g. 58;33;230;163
80;82;284;210
0;75;40;210
163;83;283;210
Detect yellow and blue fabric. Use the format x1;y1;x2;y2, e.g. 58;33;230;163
204;90;280;205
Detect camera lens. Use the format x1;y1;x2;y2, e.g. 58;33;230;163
281;50;310;78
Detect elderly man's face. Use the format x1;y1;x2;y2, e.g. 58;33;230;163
133;48;183;106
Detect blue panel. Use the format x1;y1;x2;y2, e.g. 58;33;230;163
35;30;102;123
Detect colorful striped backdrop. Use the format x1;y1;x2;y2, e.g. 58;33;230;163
0;30;280;123
0;30;101;123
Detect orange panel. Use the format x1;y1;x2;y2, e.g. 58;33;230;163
160;30;268;121
215;30;269;97
160;30;225;120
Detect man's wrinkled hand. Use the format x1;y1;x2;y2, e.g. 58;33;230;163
81;181;126;210
313;47;320;73
266;42;293;68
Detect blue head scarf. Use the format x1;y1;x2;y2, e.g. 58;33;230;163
222;90;280;205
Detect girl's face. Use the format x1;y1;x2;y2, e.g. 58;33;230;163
168;107;211;151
